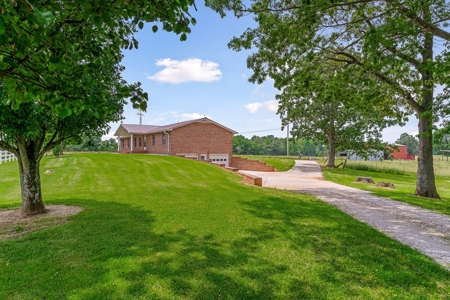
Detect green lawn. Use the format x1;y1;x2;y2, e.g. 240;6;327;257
322;168;450;216
238;155;295;171
1;153;450;299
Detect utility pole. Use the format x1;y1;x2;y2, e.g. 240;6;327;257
287;122;289;157
136;109;144;125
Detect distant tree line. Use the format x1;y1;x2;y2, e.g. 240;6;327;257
64;136;118;153
233;135;324;156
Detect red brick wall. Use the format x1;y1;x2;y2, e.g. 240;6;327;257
230;157;275;172
170;122;233;159
146;132;169;155
119;137;131;153
119;135;147;153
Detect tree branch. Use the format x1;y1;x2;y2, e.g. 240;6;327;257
0;140;19;156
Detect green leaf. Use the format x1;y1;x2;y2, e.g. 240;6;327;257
48;63;56;71
94;16;102;27
0;34;8;45
180;33;187;41
35;9;54;24
138;21;144;30
11;102;20;110
163;23;173;32
56;108;72;118
0;19;5;35
191;18;197;26
3;56;18;68
3;78;17;89
0;61;9;70
152;25;158;33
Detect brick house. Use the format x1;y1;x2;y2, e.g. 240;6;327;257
113;117;237;166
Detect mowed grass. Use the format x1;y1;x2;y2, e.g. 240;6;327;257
0;154;450;299
322;168;450;216
238;155;295;171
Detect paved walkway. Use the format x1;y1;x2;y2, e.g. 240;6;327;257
241;160;450;269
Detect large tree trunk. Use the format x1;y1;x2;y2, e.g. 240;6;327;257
327;134;336;168
414;15;440;199
415;117;439;198
17;138;46;216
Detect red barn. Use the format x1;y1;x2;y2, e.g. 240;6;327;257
391;144;409;160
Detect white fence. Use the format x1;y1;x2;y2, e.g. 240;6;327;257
0;150;17;164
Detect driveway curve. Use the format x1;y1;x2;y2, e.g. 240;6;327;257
241;160;450;269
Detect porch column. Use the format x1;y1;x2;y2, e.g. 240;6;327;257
117;137;120;152
130;133;134;153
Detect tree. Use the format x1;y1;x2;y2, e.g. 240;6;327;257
0;0;196;215
208;0;450;198
276;53;402;167
395;133;419;155
52;145;62;158
99;139;119;152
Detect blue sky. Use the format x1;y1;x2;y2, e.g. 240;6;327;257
105;3;418;143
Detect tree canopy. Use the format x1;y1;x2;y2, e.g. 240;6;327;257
0;0;197;215
275;52;404;167
207;0;450;197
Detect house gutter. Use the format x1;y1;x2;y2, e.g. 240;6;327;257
163;130;172;155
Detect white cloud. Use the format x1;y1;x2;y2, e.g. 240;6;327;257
244;100;279;114
265;100;279;113
244;102;264;113
181;113;208;120
242;74;247;78
148;58;222;84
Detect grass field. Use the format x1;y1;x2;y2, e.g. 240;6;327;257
342;156;450;178
1;154;450;299
238;155;295;171
322;168;450;216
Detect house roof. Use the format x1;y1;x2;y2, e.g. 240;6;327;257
114;117;237;136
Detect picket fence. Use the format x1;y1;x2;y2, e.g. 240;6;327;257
0;150;17;164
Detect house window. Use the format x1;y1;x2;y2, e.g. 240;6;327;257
128;139;130;147
152;134;155;146
139;137;142;147
122;139;124;148
162;133;166;146
134;138;136;147
144;136;146;147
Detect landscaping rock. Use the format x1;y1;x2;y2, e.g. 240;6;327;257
376;182;395;189
44;170;54;174
354;176;374;184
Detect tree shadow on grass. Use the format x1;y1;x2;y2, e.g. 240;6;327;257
0;197;449;299
238;195;450;297
0;199;289;299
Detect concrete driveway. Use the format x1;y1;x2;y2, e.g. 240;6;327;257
240;160;450;269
